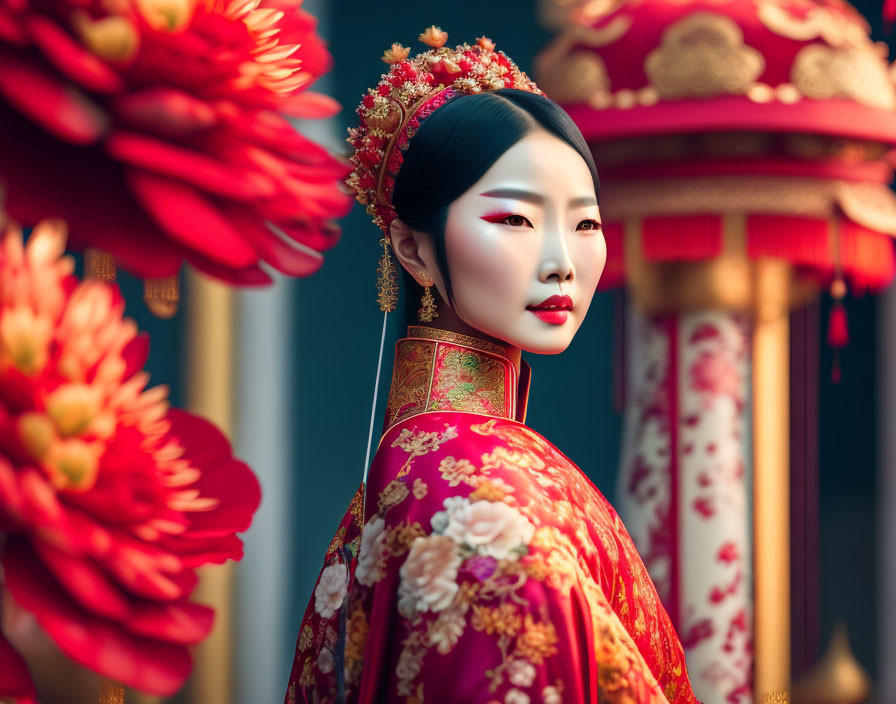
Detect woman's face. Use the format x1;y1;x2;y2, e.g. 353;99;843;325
439;130;605;354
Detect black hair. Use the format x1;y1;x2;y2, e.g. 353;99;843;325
390;88;599;316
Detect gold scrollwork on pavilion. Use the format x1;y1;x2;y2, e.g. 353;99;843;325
791;43;895;111
538;49;611;103
645;12;765;100
757;0;868;47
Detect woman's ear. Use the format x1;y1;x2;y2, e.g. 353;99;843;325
389;218;435;286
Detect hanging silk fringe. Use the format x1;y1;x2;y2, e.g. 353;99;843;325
99;677;124;704
745;216;895;290
746;216;828;267
84;248;116;282
143;274;180;318
641;214;723;262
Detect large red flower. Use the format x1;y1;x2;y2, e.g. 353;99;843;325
0;220;261;700
0;0;352;284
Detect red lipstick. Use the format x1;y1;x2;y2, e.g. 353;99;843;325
527;294;572;325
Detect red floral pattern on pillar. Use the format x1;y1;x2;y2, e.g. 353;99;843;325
619;310;752;704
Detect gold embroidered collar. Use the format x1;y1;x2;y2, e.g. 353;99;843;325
382;326;529;434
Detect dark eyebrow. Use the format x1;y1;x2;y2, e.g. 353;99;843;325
480;189;598;209
479;188;543;205
570;195;598;208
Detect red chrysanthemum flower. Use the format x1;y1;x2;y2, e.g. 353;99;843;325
0;220;261;701
0;0;352;285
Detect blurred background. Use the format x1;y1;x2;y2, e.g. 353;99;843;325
15;0;894;701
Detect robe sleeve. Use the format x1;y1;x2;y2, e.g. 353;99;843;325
286;416;698;704
593;496;699;704
345;422;674;704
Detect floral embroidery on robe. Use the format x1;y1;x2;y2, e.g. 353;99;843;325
285;330;697;704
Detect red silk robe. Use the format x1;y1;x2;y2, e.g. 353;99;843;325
285;327;697;704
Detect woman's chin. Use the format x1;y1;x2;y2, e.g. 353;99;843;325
511;327;576;355
520;341;571;355
460;317;578;356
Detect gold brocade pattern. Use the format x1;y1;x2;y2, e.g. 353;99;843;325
287;407;697;703
370;427;671;702
383;328;517;434
383;340;433;431
406;325;506;356
427;345;506;415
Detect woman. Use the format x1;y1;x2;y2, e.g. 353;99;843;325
285;29;698;704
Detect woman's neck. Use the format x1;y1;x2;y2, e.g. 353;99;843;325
412;303;522;376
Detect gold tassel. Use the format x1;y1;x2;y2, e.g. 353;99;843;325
143;274;180;319
417;283;438;323
99;677;124;704
84;248;116;282
376;237;398;312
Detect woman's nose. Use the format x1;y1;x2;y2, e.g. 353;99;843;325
538;228;574;284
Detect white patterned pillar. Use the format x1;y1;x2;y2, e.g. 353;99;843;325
618;307;753;704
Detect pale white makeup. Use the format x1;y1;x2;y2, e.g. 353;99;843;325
392;129;606;355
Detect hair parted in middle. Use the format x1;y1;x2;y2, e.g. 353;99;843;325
391;87;600;318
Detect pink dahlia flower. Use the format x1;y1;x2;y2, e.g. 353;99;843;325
0;0;352;284
0;220;261;700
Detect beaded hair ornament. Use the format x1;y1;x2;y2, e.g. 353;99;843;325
345;27;544;312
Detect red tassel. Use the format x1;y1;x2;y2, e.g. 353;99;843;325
886;0;896;29
827;302;849;348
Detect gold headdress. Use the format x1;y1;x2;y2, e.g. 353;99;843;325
345;27;544;311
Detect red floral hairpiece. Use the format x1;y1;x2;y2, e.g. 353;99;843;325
346;28;544;237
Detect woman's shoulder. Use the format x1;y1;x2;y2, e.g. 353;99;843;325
377;411;561;463
374;412;562;481
367;411;607;525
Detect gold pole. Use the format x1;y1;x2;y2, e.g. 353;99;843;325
100;678;125;704
753;258;792;703
84;250;124;704
183;268;235;704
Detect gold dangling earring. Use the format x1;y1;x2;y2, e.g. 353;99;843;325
418;274;439;323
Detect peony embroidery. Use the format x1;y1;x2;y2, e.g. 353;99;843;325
398;534;461;618
314;563;348;619
441;497;535;560
542;685;563;704
316;648;335;674
356;517;388;586
508;659;537;687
